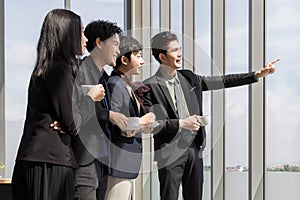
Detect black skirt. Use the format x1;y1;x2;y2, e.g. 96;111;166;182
12;161;75;200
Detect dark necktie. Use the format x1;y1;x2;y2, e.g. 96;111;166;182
98;78;109;110
98;76;111;139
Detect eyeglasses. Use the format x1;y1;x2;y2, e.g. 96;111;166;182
167;47;182;53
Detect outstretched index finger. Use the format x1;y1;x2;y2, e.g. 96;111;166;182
270;58;280;64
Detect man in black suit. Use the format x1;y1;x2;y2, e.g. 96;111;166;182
143;31;279;200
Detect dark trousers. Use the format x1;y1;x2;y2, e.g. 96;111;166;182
74;160;108;200
12;161;75;200
158;143;203;200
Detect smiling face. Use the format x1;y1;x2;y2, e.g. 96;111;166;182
126;51;144;76
101;34;120;67
160;40;182;69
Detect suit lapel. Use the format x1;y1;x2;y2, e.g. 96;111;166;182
114;73;140;117
84;57;112;109
178;71;199;115
84;56;101;85
178;72;191;114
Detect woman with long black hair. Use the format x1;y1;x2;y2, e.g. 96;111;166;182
11;9;103;200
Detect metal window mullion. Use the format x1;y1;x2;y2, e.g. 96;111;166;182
0;0;5;168
140;0;154;200
142;0;152;80
64;0;70;9
125;0;132;31
183;0;194;71
211;0;225;199
249;0;265;200
160;0;170;31
131;0;142;39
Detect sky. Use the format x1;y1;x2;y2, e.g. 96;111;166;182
3;0;300;178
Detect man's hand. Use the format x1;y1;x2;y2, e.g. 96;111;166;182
109;111;128;129
87;84;105;101
179;115;201;131
255;58;280;78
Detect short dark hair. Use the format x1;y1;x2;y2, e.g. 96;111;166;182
151;31;178;64
85;20;122;52
115;35;143;69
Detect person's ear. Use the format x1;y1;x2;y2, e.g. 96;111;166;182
95;37;102;49
159;53;167;63
121;55;129;66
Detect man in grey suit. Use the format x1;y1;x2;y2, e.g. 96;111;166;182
143;31;279;200
72;20;127;200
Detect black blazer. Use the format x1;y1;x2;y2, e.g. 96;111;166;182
15;63;78;168
72;56;111;166
143;68;258;156
106;70;143;179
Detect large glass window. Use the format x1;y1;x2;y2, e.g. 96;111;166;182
71;0;124;29
170;0;182;43
71;0;124;73
4;0;63;179
225;0;249;199
266;0;300;199
4;0;124;180
4;1;299;199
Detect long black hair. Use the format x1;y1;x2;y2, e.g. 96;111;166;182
32;9;82;78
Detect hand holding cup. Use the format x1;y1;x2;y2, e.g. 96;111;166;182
82;84;105;101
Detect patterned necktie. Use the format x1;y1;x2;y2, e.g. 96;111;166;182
173;80;195;143
174;80;189;119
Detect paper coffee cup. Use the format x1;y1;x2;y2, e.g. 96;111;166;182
199;115;209;126
81;85;95;95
